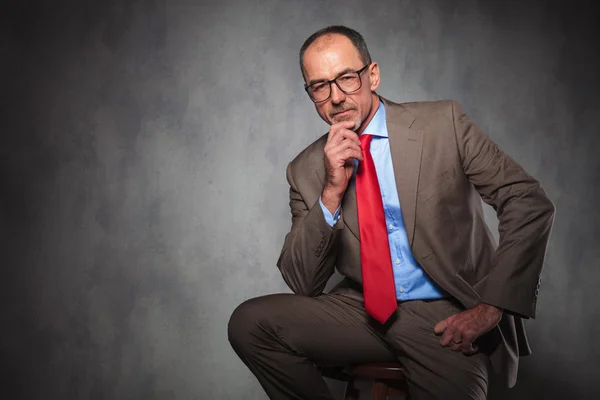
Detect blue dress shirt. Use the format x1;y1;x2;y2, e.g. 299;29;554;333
319;101;447;301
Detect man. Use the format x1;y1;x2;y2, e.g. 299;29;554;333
228;26;555;399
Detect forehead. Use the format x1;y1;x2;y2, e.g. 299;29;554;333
303;34;363;81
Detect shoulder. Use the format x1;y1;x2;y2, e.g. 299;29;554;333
382;98;466;132
393;99;461;118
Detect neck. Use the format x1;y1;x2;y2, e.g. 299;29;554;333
356;93;380;135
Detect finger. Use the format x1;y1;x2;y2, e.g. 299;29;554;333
452;330;463;345
326;131;358;152
325;142;361;164
462;342;479;355
450;341;463;351
329;140;363;161
325;131;344;149
439;327;455;347
339;132;361;149
340;148;363;162
329;127;360;146
460;335;475;353
434;319;448;335
330;137;361;152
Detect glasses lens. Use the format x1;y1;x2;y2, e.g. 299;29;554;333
309;82;330;102
336;73;361;92
307;70;364;102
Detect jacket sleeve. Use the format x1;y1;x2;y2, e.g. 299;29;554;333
451;100;555;318
276;162;345;296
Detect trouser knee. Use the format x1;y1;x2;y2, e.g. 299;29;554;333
227;296;276;356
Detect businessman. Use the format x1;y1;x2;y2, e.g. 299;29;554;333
228;25;555;399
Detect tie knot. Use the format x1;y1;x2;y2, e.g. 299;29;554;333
359;134;374;151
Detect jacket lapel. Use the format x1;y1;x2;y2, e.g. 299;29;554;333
341;97;422;247
383;97;422;247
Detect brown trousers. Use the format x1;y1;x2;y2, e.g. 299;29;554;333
228;293;490;399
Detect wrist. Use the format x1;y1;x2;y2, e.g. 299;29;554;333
478;303;503;317
323;182;344;195
321;186;343;216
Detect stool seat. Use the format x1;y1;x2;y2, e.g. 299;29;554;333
343;362;409;400
344;362;406;381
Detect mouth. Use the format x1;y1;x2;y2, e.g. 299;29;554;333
332;109;354;118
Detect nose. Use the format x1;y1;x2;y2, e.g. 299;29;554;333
330;82;346;104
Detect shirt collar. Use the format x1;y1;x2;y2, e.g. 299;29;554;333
362;100;387;138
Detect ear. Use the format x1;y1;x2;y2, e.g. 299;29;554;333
368;62;381;91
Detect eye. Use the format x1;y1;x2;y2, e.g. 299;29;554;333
339;74;356;82
311;83;327;92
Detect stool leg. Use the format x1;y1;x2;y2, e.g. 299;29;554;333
388;382;410;399
344;377;360;400
372;381;389;400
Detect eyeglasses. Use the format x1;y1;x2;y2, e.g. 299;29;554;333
304;64;370;103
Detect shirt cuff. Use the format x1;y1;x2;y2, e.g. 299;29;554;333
319;196;341;227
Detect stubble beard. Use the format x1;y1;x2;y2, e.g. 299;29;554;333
331;110;361;131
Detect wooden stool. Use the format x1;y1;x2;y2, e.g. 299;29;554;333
343;362;410;400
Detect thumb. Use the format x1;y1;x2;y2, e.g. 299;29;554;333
434;318;448;335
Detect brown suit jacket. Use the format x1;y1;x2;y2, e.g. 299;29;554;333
276;97;555;387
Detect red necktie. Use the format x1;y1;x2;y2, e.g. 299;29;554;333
356;134;397;324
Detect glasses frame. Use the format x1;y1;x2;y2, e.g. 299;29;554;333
304;63;371;103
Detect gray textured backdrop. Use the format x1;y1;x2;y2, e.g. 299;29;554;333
2;0;599;399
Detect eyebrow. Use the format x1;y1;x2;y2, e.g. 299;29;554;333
306;67;358;87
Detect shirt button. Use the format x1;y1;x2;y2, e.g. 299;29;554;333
399;287;405;293
395;259;401;265
388;224;394;230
